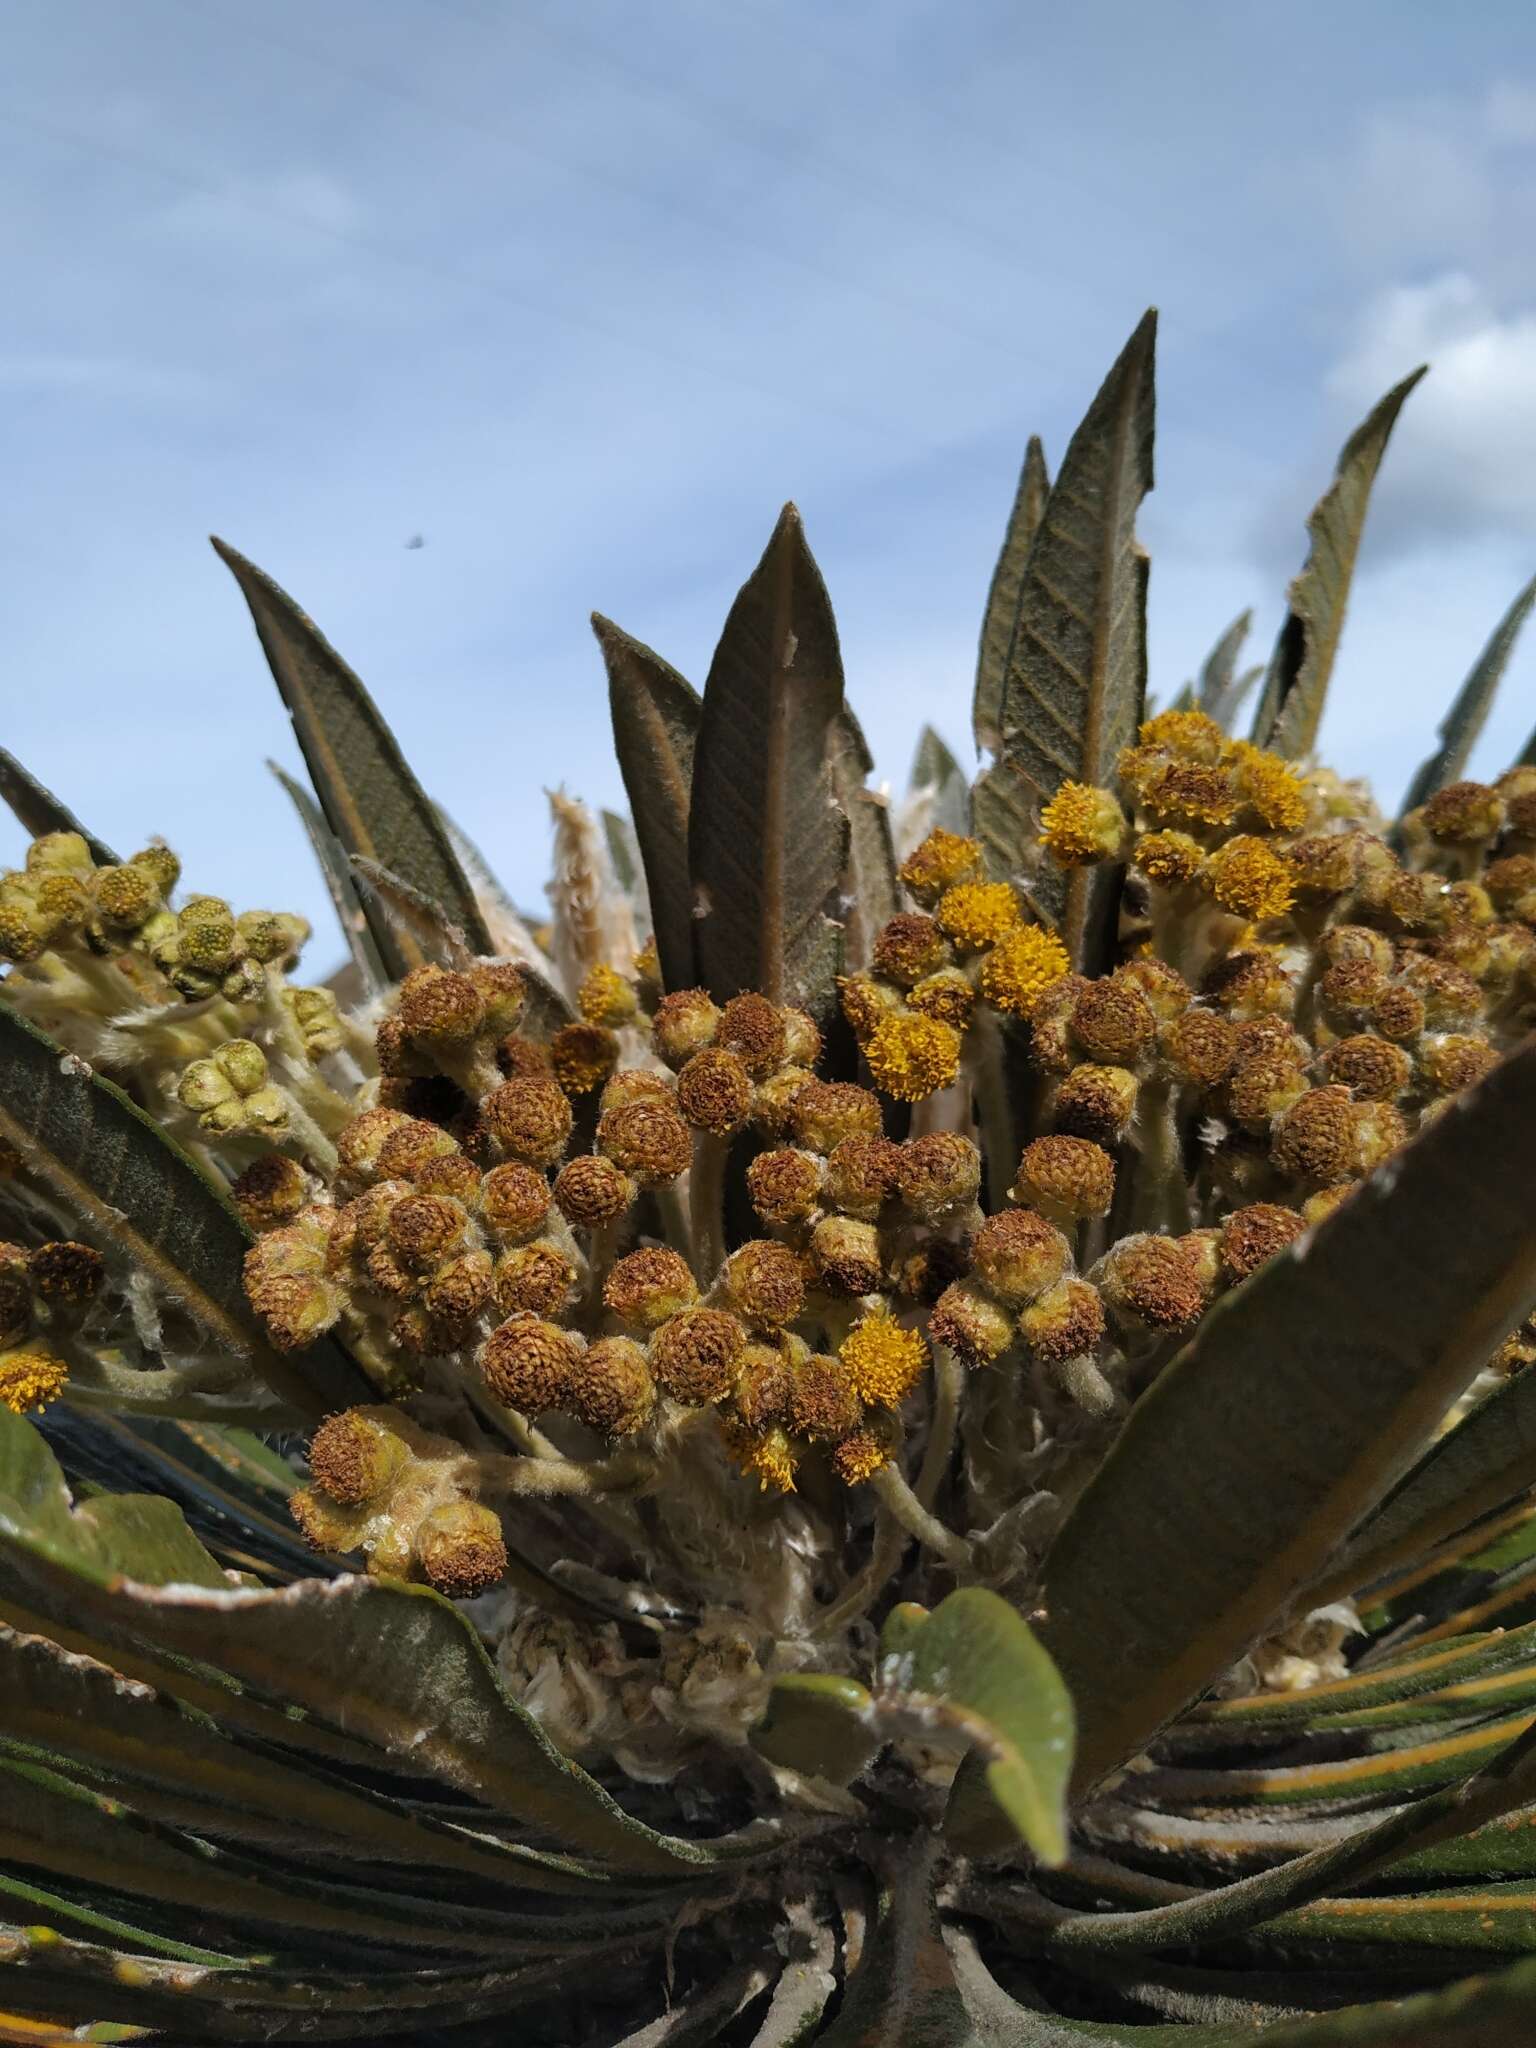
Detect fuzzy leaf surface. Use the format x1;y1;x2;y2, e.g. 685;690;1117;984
1399;570;1536;815
1194;610;1252;724
974;433;1050;755
0;748;117;866
1037;1040;1536;1793
268;760;386;996
830;706;899;973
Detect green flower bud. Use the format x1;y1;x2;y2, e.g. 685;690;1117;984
215;1040;269;1096
25;832;93;876
129;844;181;896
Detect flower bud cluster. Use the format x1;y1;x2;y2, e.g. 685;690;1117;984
0;1235;105;1413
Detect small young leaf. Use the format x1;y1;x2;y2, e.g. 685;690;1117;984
974;433;1050;756
593;614;700;995
1195;609;1253;723
1399;570;1536;816
830;707;899;972
212;538;492;978
751;1672;880;1785
688;505;851;1020
268;760;387;997
0;749;118;866
1252;370;1426;759
1039;1039;1536;1795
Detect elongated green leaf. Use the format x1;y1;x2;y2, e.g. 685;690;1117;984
974;434;1050;755
993;311;1156;968
1400;571;1536;815
831;707;899;973
911;725;969;826
0;1008;364;1421
1038;1040;1536;1794
593;614;700;996
1251;370;1426;758
268;761;386;997
688;505;850;1020
752;1673;880;1785
212;537;492;978
1195;610;1252;722
970;754;1040;888
0;749;117;866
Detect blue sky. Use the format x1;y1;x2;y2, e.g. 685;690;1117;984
6;0;1536;965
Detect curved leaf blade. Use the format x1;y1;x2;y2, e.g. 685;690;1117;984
0;1006;366;1421
995;311;1156;968
1038;1040;1536;1794
268;761;387;998
1400;570;1536;816
211;537;492;977
1195;610;1253;724
1252;370;1426;758
593;614;700;996
0;750;117;867
974;433;1050;756
831;707;899;973
688;505;851;1020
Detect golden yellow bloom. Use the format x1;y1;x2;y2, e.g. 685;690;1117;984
0;1345;68;1415
722;1419;797;1493
839;1312;928;1409
1201;836;1296;921
898;829;982;905
831;1428;891;1486
1228;742;1309;832
935;880;1021;951
577;963;638;1027
1143;762;1239;828
1138;708;1225;761
1038;782;1129;866
863;1013;962;1101
977;925;1071;1016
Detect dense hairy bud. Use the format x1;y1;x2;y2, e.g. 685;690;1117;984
1203;950;1295;1020
789;1081;882;1154
493;1241;576;1319
397;966;485;1044
1323;1033;1412;1102
1027;974;1090;1072
477;1162;551;1243
788;1354;863;1439
553;1154;634;1227
377;1119;461;1184
716;994;787;1077
1012;1136;1114;1226
1020;1277;1107;1362
675;1048;755;1133
897;1132;982;1218
872;912;947;986
1053;1062;1138;1143
1097;1234;1207;1333
1422;779;1504;845
1397;956;1482;1030
1225;1050;1311;1132
930;1280;1014;1367
750;1065;817;1137
1271;1086;1361;1188
497;1033;555;1081
93;861;159;930
603;1247;697;1330
415;1501;508;1597
28;1240;104;1308
1419;1033;1500;1096
336;1108;414;1190
1160;1008;1237;1089
480;1315;578;1413
599;1068;674;1113
890;1236;969;1306
1218;1203;1305;1282
733;1341;795;1429
565;1336;655;1436
908;967;976;1030
970;1209;1071;1306
809;1215;883;1296
652;989;721;1068
723;1240;806;1328
823;1134;902;1219
1371;984;1427;1043
424;1248;495;1328
781;1008;822;1069
1070;980;1156;1066
898;828;982;905
746;1148;823;1226
649;1308;746;1405
308;1409;408;1507
596;1099;691;1183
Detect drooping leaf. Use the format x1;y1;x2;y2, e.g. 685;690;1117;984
0;749;117;866
0;1006;366;1422
974;434;1050;756
1194;610;1252;723
268;760;386;998
991;311;1156;969
830;707;899;973
1037;1040;1536;1794
1251;370;1426;758
688;505;850;1020
1399;570;1536;817
593;614;700;996
212;537;492;978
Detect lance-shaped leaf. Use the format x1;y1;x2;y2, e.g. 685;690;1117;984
0;1006;366;1422
212;537;492;978
269;760;386;998
688;505;850;1019
1195;609;1253;722
1038;1039;1536;1795
994;312;1156;968
593;615;699;995
974;433;1050;755
1399;570;1536;817
0;748;118;866
1251;370;1426;758
830;707;899;973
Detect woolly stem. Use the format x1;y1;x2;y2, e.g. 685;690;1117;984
968;1012;1017;1203
688;1132;729;1286
915;1346;965;1512
870;1461;972;1571
1127;1075;1191;1237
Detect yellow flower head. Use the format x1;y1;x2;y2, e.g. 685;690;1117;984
0;1345;68;1415
977;925;1071;1017
1228;742;1309;833
1038;782;1129;867
864;1013;962;1102
722;1419;797;1494
1143;761;1239;829
1138;708;1225;762
839;1311;929;1409
1202;835;1297;921
578;963;638;1027
898;829;982;906
1133;830;1205;889
935;881;1021;952
832;1427;892;1486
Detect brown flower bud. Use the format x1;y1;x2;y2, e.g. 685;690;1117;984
781;1007;822;1069
553;1154;634;1228
385;1193;467;1272
1218;1203;1305;1283
596;1099;691;1184
247;1270;342;1351
1317;959;1391;1025
377;1118;462;1184
599;1068;674;1113
1096;1235;1206;1334
28;1239;104;1306
480;1314;579;1413
715;993;787;1077
603;1246;698;1329
468;963;526;1037
1422;779;1504;845
896;1132;983;1218
1271;1086;1360;1188
1053;1062;1139;1143
823;1134;903;1220
1019;1277;1106;1363
746;1148;823;1226
789;1080;883;1154
831;1424;895;1486
872;913;948;987
930;1279;1014;1366
649;1307;746;1405
889;1236;969;1306
564;1336;655;1436
1487;854;1536;910
1353;1101;1406;1174
787;1354;863;1439
1419;1032;1500;1097
1287;833;1363;902
1396;956;1482;1029
307;1408;408;1507
1069;980;1155;1067
652;988;722;1068
809;1215;883;1296
1225;1051;1311;1132
496;1032;555;1081
908;967;976;1031
493;1241;576;1319
424;1248;495;1328
1325;924;1396;971
397;965;485;1044
733;1340;794;1430
412;1153;483;1205
1202;950;1295;1020
970;1209;1071;1307
484;1077;574;1167
675;1048;754;1134
415;1500;508;1598
838;971;899;1041
1115;956;1192;1023
750;1065;816;1137
477;1162;551;1243
1027;975;1090;1075
1322;1033;1412;1102
1161;1008;1237;1089
1371;985;1427;1043
723;1239;806;1327
335;1107;413;1190
1012;1136;1114;1226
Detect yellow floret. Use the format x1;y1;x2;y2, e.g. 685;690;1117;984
832;1429;891;1485
1138;708;1225;761
839;1313;928;1409
1133;830;1204;888
1202;835;1297;921
935;881;1021;951
0;1346;69;1415
577;963;638;1027
898;829;982;904
1038;782;1128;866
1228;742;1309;832
864;1013;962;1101
723;1421;798;1494
977;926;1071;1017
